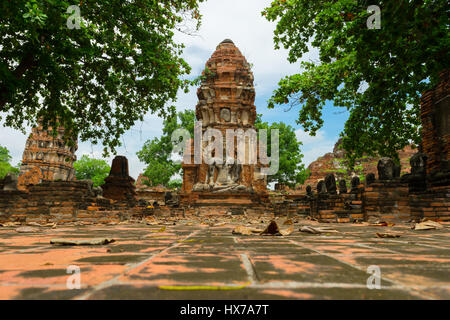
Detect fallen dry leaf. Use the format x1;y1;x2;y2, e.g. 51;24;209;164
145;217;160;225
299;226;321;234
283;219;293;225
232;226;253;236
151;226;166;233
299;226;339;234
0;222;22;227
369;221;395;227
213;222;226;227
26;222;42;226
260;221;282;236
232;226;262;235
16;226;40;233
376;232;401;238
280;226;295;236
50;238;115;246
413;220;444;231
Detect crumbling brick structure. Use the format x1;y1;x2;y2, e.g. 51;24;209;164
102;156;137;201
0;154;151;224
0;181;149;224
180;39;269;214
18;121;77;190
282;72;448;222
421;70;449;175
408;69;450;220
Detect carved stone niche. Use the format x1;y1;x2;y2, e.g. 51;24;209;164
435;95;450;137
241;110;249;126
220;108;231;123
325;173;337;195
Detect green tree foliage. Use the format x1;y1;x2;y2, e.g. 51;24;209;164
137;109;195;187
1;0;204;153
168;178;183;189
255;116;308;187
0;146;20;178
73;155;110;187
263;0;449;166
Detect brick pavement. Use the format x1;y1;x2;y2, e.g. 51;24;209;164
0;218;449;300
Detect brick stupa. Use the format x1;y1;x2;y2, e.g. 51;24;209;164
181;39;268;213
102;156;136;201
18;122;77;189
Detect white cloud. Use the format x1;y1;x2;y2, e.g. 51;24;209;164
295;129;336;167
0;125;28;167
296;129;326;144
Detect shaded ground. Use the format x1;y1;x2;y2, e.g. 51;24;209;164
0;216;449;300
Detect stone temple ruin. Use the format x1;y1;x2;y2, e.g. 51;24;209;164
279;70;449;223
0;42;448;224
18;122;78;190
180;39;269;215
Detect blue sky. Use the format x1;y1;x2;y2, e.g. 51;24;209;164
0;0;349;178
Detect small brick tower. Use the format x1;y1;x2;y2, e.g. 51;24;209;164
18;121;77;188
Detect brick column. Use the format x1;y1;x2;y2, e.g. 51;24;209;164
420;70;450;174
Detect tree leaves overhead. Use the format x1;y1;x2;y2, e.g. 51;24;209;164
263;0;449;165
0;0;204;154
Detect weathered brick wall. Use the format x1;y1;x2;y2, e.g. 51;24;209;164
285;194;311;216
341;191;365;222
421;69;449;174
281;179;447;223
363;181;410;221
1;179;447;223
279;191;364;223
182;192;269;216
136;189;167;205
317;195;343;223
409;186;450;221
0;181;149;224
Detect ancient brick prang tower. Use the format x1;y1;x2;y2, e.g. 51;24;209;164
181;39;268;212
195;38;257;131
19;122;77;185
